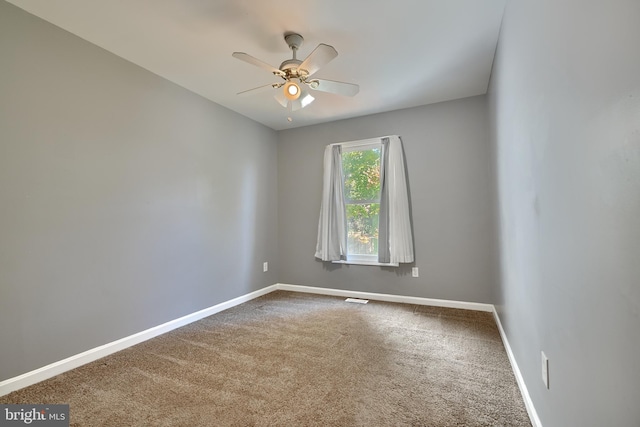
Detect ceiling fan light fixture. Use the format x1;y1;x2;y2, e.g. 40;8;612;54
284;81;301;100
301;92;315;108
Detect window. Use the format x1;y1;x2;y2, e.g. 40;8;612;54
315;135;414;267
342;143;381;264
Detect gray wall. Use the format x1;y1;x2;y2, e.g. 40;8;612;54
277;96;498;303
0;1;278;382
488;0;640;425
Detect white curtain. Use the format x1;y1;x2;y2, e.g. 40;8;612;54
379;136;414;264
316;135;413;264
315;145;347;261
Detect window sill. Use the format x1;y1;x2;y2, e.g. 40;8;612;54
332;260;399;267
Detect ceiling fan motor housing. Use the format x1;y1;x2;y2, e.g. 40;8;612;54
279;59;305;78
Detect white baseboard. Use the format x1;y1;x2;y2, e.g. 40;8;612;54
0;284;278;397
275;283;494;312
492;308;543;427
1;281;541;427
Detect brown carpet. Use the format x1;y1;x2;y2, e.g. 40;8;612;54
1;291;531;426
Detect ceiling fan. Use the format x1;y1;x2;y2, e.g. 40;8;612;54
232;32;359;113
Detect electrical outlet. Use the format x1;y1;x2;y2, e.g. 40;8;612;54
541;351;549;389
412;267;419;278
263;262;268;272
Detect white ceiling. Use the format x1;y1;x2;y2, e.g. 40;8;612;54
8;0;506;131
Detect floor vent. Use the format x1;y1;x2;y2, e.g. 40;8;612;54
345;298;368;304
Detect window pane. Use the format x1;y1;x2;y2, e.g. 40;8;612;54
346;203;379;255
342;148;381;202
342;147;381;257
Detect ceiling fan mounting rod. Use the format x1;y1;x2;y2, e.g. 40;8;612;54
278;32;307;81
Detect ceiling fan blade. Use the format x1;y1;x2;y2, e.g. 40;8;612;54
232;52;284;76
298;44;338;77
308;79;359;97
237;83;282;96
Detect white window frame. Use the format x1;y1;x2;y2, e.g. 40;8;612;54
332;140;398;267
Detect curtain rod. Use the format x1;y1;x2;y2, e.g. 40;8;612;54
327;135;398;148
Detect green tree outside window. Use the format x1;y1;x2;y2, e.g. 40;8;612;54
342;148;381;255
